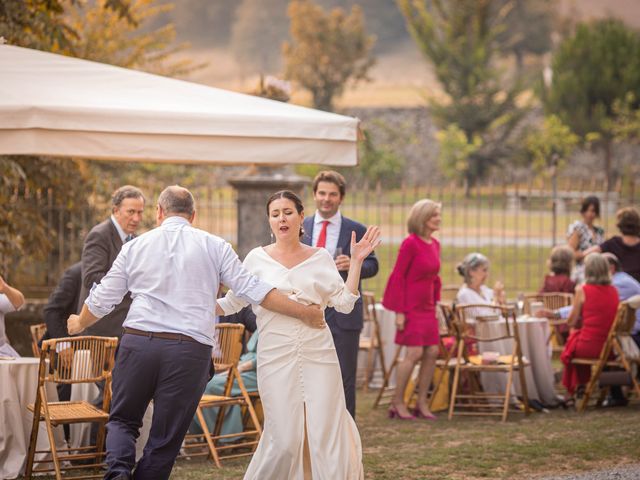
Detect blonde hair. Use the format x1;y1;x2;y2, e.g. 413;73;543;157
549;245;574;276
584;253;611;285
407;199;441;236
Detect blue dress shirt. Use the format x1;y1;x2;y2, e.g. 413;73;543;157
85;216;273;346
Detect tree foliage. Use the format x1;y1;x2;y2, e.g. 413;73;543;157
0;0;134;52
283;0;375;111
398;0;528;188
544;18;640;189
524;115;578;176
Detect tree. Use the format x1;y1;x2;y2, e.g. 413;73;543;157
0;0;134;52
544;19;640;190
398;0;528;190
283;0;375;111
496;0;554;73
524;115;578;176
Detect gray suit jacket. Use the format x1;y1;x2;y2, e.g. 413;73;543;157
302;215;378;331
78;218;132;337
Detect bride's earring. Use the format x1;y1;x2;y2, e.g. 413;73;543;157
270;232;275;243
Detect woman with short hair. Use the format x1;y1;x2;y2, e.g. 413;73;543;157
382;199;442;420
560;253;619;399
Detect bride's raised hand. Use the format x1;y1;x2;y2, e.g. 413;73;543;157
350;226;381;263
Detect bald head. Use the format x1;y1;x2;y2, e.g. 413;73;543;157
157;186;195;219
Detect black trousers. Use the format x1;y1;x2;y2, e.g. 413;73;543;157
330;326;360;419
104;333;213;480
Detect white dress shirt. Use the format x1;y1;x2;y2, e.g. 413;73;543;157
85;216;273;346
110;215;127;243
0;294;19;356
311;210;342;258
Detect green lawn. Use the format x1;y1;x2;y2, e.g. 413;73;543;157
166;391;640;480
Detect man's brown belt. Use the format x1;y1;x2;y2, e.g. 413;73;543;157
123;327;198;343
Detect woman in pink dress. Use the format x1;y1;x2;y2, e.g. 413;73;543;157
382;199;442;420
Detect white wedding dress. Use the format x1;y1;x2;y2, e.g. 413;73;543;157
218;247;364;480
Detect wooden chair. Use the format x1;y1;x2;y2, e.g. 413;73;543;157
30;323;48;357
182;323;261;467
523;292;573;349
373;302;457;410
449;304;531;422
357;291;387;392
573;299;640;413
25;336;118;480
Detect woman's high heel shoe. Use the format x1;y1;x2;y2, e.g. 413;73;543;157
388;406;415;420
413;407;437;421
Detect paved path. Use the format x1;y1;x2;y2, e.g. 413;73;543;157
539;464;640;480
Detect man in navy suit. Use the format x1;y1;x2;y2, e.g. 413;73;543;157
302;171;378;418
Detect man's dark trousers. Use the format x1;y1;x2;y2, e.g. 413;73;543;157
104;334;213;480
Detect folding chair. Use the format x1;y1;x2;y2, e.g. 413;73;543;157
357;291;387;392
449;304;531;422
182;323;261;467
25;336;118;480
30;323;48;357
524;292;573;350
573;299;640;413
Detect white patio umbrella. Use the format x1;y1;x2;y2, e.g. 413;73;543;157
0;45;359;166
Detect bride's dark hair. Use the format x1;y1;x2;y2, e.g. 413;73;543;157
266;190;305;238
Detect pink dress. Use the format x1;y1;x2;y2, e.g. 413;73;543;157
382;234;441;346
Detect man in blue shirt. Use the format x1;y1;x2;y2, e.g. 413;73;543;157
603;253;640;346
68;186;325;480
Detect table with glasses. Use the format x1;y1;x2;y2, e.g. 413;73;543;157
0;356;66;479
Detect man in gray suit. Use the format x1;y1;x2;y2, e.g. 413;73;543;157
302;171;378;418
78;185;145;337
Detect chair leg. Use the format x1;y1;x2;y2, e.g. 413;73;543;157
95;421;108;468
578;366;600;413
196;406;221;467
25;394;42;478
363;346;375;393
373;346;401;409
503;366;515;422
40;389;63;480
448;342;464;420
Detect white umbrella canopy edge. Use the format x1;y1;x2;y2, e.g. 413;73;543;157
0;44;360;166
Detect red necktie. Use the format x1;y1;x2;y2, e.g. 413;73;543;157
316;220;330;248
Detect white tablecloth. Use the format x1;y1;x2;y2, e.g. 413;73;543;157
0;357;66;480
359;306;557;405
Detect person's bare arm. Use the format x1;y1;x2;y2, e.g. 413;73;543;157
260;290;325;328
67;304;99;335
0;275;25;310
344;226;381;295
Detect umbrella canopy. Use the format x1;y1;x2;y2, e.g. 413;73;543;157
0;45;359;165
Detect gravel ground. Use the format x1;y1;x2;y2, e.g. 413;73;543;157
539;464;640;480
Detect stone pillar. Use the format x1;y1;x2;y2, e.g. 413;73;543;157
229;172;309;259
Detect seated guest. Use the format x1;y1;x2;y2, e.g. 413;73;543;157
587;207;640;282
560;253;619;399
540;245;575;294
456;252;506;306
190;306;258;441
0;274;25;357
602;253;640;348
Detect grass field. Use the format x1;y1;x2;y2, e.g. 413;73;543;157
163;392;640;480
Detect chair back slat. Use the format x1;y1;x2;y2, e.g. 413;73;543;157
30;323;47;357
456;304;518;343
213;323;245;370
523;292;572;314
436;302;456;337
40;336;118;384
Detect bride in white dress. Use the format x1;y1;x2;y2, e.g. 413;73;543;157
217;190;380;480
